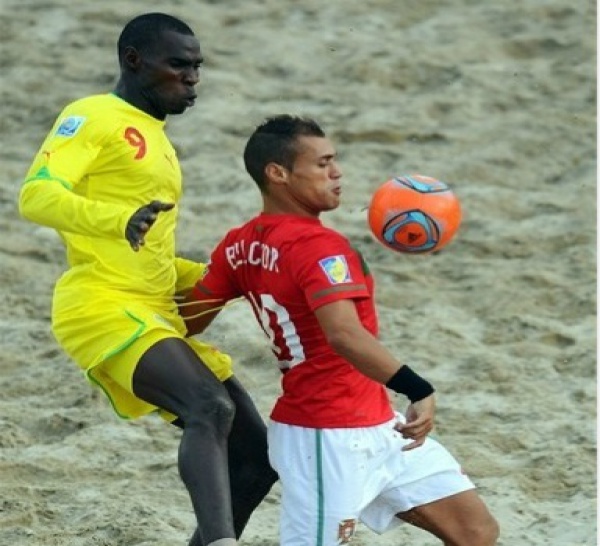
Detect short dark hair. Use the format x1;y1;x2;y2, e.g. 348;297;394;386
244;115;326;192
117;13;194;60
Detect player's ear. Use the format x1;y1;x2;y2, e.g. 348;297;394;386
265;163;288;185
121;46;143;71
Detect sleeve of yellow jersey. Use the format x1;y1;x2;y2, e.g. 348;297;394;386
175;258;207;294
18;109;137;240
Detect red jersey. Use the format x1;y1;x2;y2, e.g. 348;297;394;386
194;214;393;428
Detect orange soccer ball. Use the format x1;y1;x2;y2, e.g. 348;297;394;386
367;174;462;254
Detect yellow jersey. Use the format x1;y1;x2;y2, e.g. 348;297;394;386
19;93;200;299
17;94;233;420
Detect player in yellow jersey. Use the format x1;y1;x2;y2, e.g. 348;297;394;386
18;13;276;546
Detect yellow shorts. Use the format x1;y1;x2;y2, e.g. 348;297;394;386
52;289;233;420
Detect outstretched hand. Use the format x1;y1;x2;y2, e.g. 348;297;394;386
394;394;436;451
126;201;175;251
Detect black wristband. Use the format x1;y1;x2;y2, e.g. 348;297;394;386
385;365;435;403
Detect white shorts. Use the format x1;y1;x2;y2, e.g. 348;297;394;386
268;413;475;546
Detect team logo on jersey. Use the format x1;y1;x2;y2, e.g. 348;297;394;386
318;255;352;284
56;116;86;137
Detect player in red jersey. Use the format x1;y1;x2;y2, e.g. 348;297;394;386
183;115;499;546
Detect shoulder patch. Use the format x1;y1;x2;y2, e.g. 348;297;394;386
318;255;352;284
56;116;86;137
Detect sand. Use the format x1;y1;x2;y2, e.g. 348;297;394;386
0;0;596;544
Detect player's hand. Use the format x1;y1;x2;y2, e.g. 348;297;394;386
126;201;175;251
394;394;436;451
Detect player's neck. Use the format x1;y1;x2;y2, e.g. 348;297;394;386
113;80;166;120
263;197;320;219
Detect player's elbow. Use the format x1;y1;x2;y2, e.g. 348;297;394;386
18;184;39;222
18;180;53;225
325;326;360;357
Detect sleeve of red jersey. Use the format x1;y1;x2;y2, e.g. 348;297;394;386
292;230;370;312
190;239;239;303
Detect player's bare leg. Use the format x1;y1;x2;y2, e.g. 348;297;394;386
132;338;238;545
396;489;499;546
178;376;278;545
222;377;277;534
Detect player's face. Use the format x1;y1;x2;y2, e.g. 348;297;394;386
137;30;202;119
285;136;343;215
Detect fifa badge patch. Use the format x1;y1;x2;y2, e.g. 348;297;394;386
337;518;356;544
318;255;352;284
56;116;86;137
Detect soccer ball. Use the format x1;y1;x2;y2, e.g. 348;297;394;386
367;174;462;254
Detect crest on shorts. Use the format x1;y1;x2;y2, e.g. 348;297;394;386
318;255;352;284
56;116;86;137
337;518;356;544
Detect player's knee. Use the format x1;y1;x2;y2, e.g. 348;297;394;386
183;389;236;433
483;515;500;545
459;514;499;546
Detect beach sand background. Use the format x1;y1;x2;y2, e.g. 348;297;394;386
0;0;596;544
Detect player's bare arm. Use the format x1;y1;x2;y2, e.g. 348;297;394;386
180;290;224;337
314;298;436;449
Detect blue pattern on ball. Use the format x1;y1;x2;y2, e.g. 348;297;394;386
393;175;449;194
382;210;439;253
